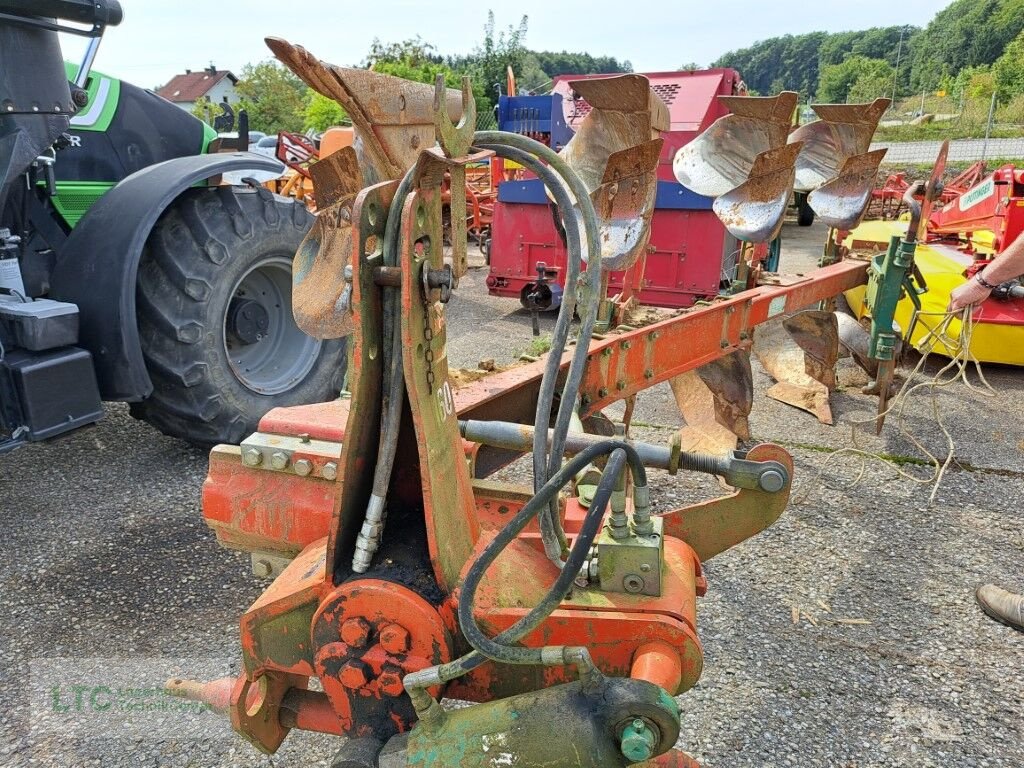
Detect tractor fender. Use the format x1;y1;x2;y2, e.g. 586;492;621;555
49;152;286;401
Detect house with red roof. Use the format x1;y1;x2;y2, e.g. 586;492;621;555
156;65;239;113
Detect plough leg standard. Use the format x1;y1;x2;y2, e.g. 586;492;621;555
169;38;940;767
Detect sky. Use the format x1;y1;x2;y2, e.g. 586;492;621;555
59;0;953;90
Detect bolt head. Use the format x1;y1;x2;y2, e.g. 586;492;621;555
242;448;263;467
252;558;273;578
620;718;657;762
377;666;405;697
623;574;645;594
379;623;410;655
758;469;785;493
340;617;371;648
339;660;371;690
322;462;338;481
270;451;289;470
294;458;313;476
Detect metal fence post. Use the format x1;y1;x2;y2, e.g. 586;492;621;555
982;90;997;162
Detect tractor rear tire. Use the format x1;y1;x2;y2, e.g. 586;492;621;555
796;192;815;227
132;185;346;445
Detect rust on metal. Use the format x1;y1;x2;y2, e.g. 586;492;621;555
669;349;753;454
790;97;890;194
712;142;801;242
308;145;362;209
808;148;888;231
782;309;840;390
754;316;834;424
292;197;357;339
561;74;665;270
267;37;463;182
673;91;797;199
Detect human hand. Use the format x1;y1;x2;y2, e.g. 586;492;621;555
948;277;991;312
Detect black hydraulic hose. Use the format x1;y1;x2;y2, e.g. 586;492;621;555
427;441;644;681
474;141;585;559
458;448;627;666
474;131;604;565
352;166;415;572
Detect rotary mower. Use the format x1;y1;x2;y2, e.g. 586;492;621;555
167;37;945;767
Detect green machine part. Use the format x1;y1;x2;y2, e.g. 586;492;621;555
50;63;218;228
381;675;680;768
864;234;923;363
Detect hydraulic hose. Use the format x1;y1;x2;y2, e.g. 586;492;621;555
404;440;647;693
473;140;586;560
474;131;605;567
352;166;415;573
458;447;627;665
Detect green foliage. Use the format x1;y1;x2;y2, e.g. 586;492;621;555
468;11;530;112
190;95;214;125
304;92;347;132
715;26;915;102
908;0;1024;90
235;60;307;134
993;30;1024;100
529;51;632;79
715;31;828;99
818;56;894;103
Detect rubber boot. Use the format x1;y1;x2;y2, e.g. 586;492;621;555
976;584;1024;631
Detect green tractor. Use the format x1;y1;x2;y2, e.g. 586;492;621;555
0;0;345;452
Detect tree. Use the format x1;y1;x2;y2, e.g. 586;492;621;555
908;0;1024;90
471;11;530;110
235;60;308;134
304;92;347;132
818;56;893;103
191;95;214;125
847;61;896;103
993;29;1024;100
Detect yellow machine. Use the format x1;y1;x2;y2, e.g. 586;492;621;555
844;219;1024;367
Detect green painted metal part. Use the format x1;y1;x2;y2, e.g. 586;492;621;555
620;719;658;763
400;675;680;768
62;62;121;132
596;517;664;597
865;234;922;361
50;181;113;227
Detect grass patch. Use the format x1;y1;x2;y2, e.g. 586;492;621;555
528;334;552;356
875;123;1022;142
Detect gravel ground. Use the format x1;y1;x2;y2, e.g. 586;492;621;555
2;221;1023;768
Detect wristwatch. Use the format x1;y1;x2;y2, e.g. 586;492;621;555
975;272;997;290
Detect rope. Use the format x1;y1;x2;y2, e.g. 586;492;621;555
794;305;996;506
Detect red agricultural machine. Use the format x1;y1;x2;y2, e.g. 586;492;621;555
486;69;747;316
167;36;938;768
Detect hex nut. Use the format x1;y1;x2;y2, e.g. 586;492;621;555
379;623;410;655
322;462;338;481
242;448;263;467
252;559;273;578
340;617;371;648
271;451;289;470
294;459;313;477
339;660;371;690
377;665;405;697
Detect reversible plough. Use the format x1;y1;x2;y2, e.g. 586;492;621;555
168;38;945;767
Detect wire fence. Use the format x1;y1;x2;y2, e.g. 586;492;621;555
874;88;1024;164
870;137;1024;165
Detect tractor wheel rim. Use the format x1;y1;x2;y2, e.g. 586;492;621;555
223;255;321;395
